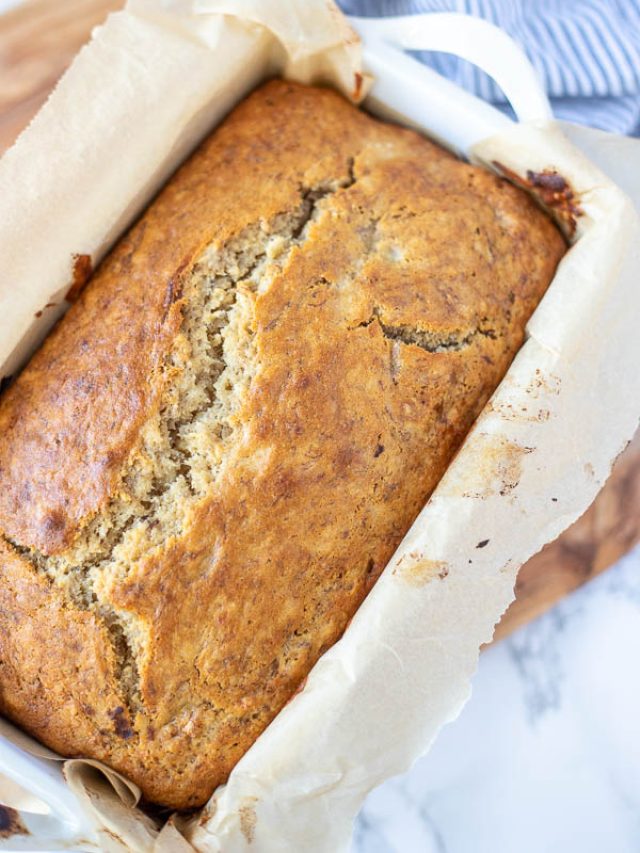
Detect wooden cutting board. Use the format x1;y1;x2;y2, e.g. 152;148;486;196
1;0;639;640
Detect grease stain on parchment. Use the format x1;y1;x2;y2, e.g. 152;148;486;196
239;796;258;844
487;370;561;424
393;553;449;587
457;435;535;500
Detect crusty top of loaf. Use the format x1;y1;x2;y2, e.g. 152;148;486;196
0;80;565;808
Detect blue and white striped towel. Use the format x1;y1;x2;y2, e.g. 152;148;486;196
338;0;640;136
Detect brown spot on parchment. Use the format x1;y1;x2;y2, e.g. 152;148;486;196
485;370;560;424
487;398;552;423
0;805;28;838
524;370;562;399
239;797;258;843
492;162;582;237
353;72;364;100
394;556;449;586
34;302;57;319
66;253;93;302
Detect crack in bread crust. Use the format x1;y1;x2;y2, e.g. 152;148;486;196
0;172;357;714
351;307;499;352
378;316;498;351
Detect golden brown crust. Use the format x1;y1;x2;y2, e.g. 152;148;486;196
0;80;565;808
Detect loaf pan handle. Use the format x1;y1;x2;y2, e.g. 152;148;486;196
350;13;552;154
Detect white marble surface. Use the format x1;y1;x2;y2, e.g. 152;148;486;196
352;543;640;852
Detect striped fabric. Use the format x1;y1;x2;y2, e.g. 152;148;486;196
338;0;640;135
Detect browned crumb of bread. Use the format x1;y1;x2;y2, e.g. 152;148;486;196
0;80;566;809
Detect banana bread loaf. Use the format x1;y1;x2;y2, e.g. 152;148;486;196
0;80;566;808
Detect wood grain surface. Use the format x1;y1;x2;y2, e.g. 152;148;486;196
1;0;638;640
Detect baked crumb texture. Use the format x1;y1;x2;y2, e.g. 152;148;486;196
0;81;566;809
